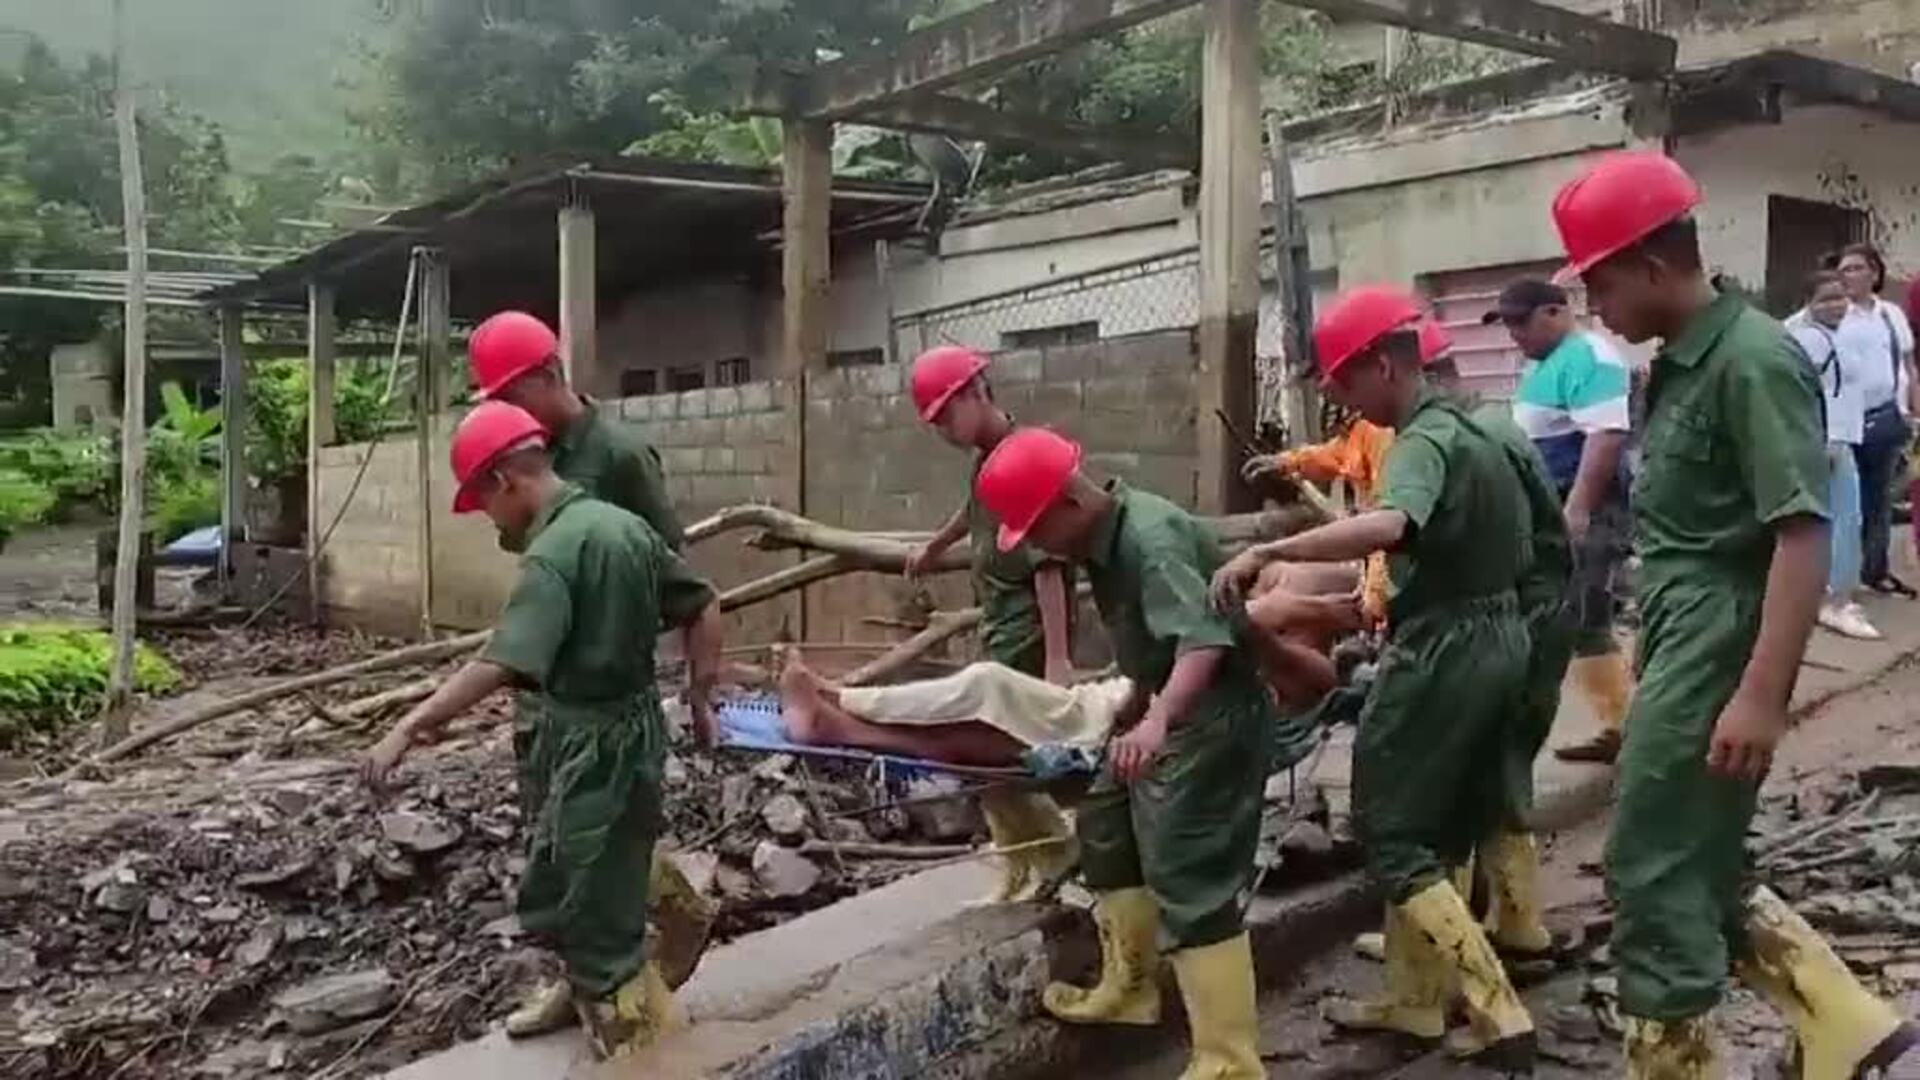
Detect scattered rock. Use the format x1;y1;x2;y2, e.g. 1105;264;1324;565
272;968;398;1035
380;810;461;855
481;914;523;940
902;776;981;842
193;1039;278;1077
93;881;144;913
205;904;244;924
264;787;315;818
751;755;794;783
236;921;281;968
0;871;34;899
0;938;36;991
283;915;329;944
236;855;315;890
667;850;721;897
823;817;872;845
752;841;821;898
761;794;809;838
716;864;755;901
720;775;754;821
372;847;416;883
145;894;174;923
664;754;689;789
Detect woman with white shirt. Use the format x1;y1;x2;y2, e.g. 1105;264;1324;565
1790;270;1880;639
1827;243;1919;598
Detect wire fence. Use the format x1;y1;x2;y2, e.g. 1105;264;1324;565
891;244;1303;431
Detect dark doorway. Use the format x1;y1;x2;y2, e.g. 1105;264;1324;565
1766;195;1868;317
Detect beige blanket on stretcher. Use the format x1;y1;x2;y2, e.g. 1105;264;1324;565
837;662;1131;751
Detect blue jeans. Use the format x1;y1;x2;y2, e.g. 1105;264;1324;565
1830;444;1863;598
1853;412;1908;584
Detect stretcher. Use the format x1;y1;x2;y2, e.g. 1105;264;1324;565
715;694;1039;779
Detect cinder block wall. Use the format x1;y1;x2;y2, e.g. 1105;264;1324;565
313;328;1200;650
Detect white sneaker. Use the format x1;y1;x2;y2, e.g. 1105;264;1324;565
1838;602;1883;640
1820;603;1882;640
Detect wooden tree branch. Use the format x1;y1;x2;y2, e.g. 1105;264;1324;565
842;608;984;687
717;554;853;611
66;633;488;774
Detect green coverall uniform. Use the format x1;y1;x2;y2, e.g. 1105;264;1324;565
1473;403;1574;819
1608;292;1829;1021
1077;480;1275;948
1359;387;1533;901
483;484;716;998
551;401;684;551
968;448;1070;675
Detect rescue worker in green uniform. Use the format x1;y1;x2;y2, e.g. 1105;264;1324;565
975;427;1274;1079
464;310;709;1036
1551;151;1918;1078
1423;317;1574;967
362;401;722;1060
901;346;1078;904
1212;286;1538;1067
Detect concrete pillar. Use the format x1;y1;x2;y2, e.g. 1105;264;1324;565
1196;0;1261;514
217;305;248;573
558;192;597;393
417;248;451;636
305;281;335;622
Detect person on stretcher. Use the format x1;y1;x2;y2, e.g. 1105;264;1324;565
778;558;1366;770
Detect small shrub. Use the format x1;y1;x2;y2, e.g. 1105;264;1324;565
0;429;113;520
151;470;220;543
0;469;57;550
0;624;182;746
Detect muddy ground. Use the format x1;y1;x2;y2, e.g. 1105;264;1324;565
1112;656;1920;1079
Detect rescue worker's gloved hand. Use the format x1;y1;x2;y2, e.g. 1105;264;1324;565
1240;452;1294;487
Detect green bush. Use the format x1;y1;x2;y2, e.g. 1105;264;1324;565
152;470;220;543
0;429;114;519
248;358;401;484
0;624;182;746
0;470;57;549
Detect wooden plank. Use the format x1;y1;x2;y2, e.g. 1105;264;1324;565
101;0;148;745
1285;0;1675;80
558;192;597;393
842;93;1195;170
781;119;833;639
1196;0;1261;515
305;281;336;624
806;0;1200;118
217;306;248;562
418;249;451;638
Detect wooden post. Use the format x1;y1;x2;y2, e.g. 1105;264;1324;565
100;0;147;745
781;117;833;638
1196;0;1261;514
1264;114;1320;446
217;305;247;586
558;189;597;394
306;281;336;624
418;248;451;638
876;238;900;367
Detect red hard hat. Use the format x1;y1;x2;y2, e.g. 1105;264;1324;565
974;427;1083;552
1417;318;1451;365
910;345;990;422
1552;152;1701;284
1314;285;1424;381
450;401;550;513
470;311;559;398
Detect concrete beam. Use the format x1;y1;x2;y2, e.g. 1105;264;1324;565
305;281;336;623
806;0;1200;118
1196;0;1262;515
1285;0;1675;80
852;93;1196;171
217;306;248;563
557;191;596;393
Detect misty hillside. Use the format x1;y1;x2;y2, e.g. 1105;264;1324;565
0;0;386;168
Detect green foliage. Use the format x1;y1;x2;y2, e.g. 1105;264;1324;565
0;469;55;548
246;357;403;484
0;623;181;746
0;428;112;518
150;470;220;544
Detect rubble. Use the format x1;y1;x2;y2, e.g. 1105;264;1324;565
273;968;399;1035
752;840;824;898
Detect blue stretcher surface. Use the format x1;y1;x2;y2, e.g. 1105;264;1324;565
716;694;1030;779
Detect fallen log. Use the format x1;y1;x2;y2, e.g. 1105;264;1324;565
717;554;852;611
842;608;984;687
64;632;488;775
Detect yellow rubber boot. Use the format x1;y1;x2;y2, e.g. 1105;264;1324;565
1557;653;1632;762
1482;831;1553;956
977;789;1077;904
1624;1015;1724;1079
1324;903;1448;1040
578;960;686;1060
1044;887;1164;1026
1400;879;1535;1066
504;977;576;1038
1170;932;1265;1080
1738;886;1920;1079
649;852;718;990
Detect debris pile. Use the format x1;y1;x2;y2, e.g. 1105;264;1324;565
0;691;1000;1078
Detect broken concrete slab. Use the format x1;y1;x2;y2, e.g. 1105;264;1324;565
751;841;820;898
274;968;398;1035
380;810;461;855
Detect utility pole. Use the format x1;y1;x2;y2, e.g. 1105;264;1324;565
100;0;149;745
